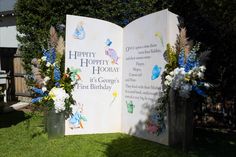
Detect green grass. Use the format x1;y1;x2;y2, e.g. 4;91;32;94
0;111;236;157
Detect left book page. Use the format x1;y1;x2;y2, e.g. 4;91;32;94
65;15;123;135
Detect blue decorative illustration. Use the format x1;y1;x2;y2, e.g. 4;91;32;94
105;38;112;46
105;39;119;64
73;22;85;40
151;65;161;80
69;103;87;129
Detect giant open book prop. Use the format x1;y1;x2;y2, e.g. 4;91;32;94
65;9;179;145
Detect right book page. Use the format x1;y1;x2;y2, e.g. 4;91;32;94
121;9;179;145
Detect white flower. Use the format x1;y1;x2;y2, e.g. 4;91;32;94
43;76;50;85
41;56;47;61
174;68;180;75
192;71;198;77
197;72;204;79
188;70;193;75
199;65;206;72
54;101;65;113
165;75;173;81
180;69;186;75
49;87;70;112
49;87;69;101
192;80;197;85
46;62;51;67
44;76;50;82
180;68;185;71
204;83;210;88
169;71;174;76
42;86;47;92
164;80;171;86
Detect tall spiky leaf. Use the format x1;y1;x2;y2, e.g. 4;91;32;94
199;50;211;65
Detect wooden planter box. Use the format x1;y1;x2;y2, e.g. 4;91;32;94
168;88;194;151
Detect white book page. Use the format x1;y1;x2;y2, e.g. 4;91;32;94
122;9;178;145
65;15;123;135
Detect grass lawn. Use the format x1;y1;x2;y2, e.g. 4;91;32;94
0;110;236;157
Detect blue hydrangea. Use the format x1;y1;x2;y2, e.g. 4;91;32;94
55;82;60;87
50;48;56;64
184;51;197;72
43;49;51;63
31;97;43;103
192;85;207;97
32;87;44;95
42;48;56;64
178;49;185;68
54;66;61;81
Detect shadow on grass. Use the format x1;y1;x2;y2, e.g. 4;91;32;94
103;129;236;157
189;128;236;157
0;103;30;128
103;134;184;157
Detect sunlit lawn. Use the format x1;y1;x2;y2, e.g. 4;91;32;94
0;110;235;157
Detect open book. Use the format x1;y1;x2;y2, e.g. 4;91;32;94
65;9;179;145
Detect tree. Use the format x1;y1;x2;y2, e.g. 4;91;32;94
167;0;236;100
167;0;236;130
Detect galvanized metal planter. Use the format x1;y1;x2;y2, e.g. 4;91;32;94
46;109;65;139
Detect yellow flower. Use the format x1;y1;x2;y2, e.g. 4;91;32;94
112;91;118;97
185;76;190;81
48;88;56;99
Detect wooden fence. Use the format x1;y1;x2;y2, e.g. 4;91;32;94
13;49;31;101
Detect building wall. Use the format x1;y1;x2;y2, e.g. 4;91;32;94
0;0;18;48
0;0;16;12
0;25;18;48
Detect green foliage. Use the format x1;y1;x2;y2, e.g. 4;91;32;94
164;43;178;73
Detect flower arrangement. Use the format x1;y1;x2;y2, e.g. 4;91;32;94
30;26;81;116
144;28;212;137
163;28;211;98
